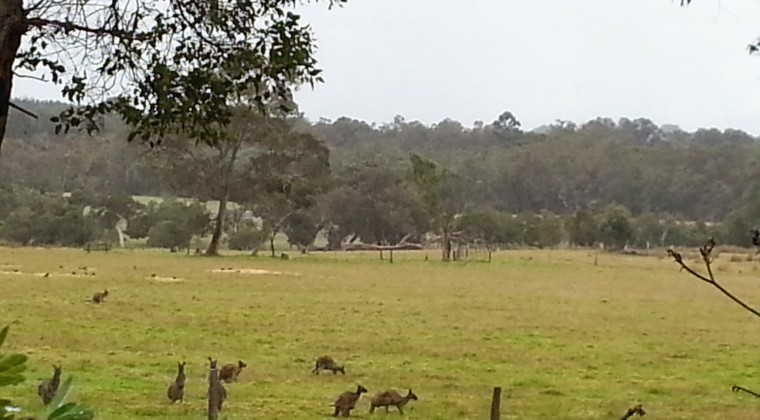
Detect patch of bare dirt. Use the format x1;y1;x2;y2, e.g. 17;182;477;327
210;268;299;276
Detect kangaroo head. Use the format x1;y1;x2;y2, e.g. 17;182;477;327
52;365;62;377
338;365;346;375
357;384;368;394
208;357;217;369
177;361;186;373
238;360;247;369
407;389;418;400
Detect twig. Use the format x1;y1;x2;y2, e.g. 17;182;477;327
667;238;760;319
732;385;760;398
8;102;38;119
12;72;46;82
620;404;646;420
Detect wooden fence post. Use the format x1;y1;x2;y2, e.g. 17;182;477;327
490;386;502;420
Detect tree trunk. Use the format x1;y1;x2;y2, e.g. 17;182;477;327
269;234;275;257
0;0;26;153
206;194;228;256
441;227;451;262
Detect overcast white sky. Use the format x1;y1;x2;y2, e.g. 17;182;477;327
13;0;760;133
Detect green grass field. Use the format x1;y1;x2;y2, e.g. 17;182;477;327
2;247;760;419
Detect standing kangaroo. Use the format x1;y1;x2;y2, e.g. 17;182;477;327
370;389;418;414
207;358;227;420
37;365;62;405
313;355;345;375
167;361;186;403
333;384;368;417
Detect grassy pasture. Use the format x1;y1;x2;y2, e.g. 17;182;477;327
1;247;760;419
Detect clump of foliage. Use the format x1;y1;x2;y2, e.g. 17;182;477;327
283;210;320;251
0;0;348;151
228;228;267;252
0;188;102;246
130;200;208;250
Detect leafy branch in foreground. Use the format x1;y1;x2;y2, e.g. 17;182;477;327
0;326;93;420
0;0;347;153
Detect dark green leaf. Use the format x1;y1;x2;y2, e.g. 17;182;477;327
0;326;7;348
46;376;73;411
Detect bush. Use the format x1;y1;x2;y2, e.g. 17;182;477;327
128;199;209;247
598;207;634;250
284;210;320;249
228;228;266;251
147;220;191;250
535;212;565;248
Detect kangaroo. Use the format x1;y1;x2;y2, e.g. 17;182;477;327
92;289;109;304
207;358;227;420
620;404;646;420
333;384;368;417
166;361;186;403
219;360;247;383
313;355;345;375
370;389;418;415
37;365;62;405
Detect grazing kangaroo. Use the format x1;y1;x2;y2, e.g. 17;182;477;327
313;355;345;375
219;360;247;383
92;289;109;304
732;385;760;398
166;361;186;403
620;404;646;420
370;389;418;415
333;384;368;417
37;365;62;405
207;358;227;420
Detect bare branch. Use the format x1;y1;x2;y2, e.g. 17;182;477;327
24;17;151;42
12;72;46;82
8;102;39;119
667;240;760;319
732;385;760;399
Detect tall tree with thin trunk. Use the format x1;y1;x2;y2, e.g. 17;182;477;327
408;153;466;262
249;130;331;257
152;110;282;256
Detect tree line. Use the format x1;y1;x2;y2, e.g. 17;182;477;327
1;102;760;257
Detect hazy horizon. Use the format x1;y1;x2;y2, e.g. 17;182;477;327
12;0;760;134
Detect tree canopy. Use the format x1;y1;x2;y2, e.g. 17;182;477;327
0;0;346;153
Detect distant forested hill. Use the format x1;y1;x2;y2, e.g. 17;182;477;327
3;100;759;223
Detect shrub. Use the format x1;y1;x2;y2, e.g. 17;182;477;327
147;220;191;250
228;228;267;251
